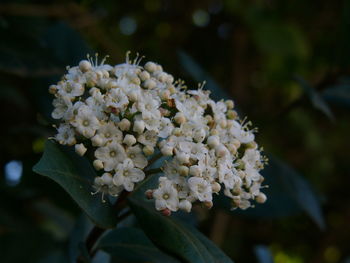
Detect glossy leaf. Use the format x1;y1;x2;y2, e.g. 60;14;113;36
98;227;180;263
322;84;350;108
33;140;117;228
215;156;325;230
128;174;233;263
295;76;334;120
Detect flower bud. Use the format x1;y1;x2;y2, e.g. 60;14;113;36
189;165;202;176
75;143;87;156
194;129;206;143
219;119;227;128
207;135;220;148
139;70;150;81
232;139;241;149
93;159;104;170
204;201;213;209
178;165;189;176
256;192;267;203
225;100;234;109
176;152;190;164
143;79;156;89
179;200;192;213
227;143;237;155
123;134;136;146
91;135;103;147
172;128;182;136
128;90;139;101
133;120;145;134
168;85;176;94
227;110;237;119
174;112;186;124
131;76;141;85
211;182;221;193
145;62;157;73
145;189;154;199
48;85;57;94
143;145;154;156
215;144;229;157
79;60;92;72
161;146;173;156
160;89;170;100
118;118;131;131
162;208;171;216
210;129;219;136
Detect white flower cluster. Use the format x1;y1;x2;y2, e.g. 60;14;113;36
50;53;267;214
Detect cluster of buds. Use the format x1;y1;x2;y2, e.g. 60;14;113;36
50;52;267;214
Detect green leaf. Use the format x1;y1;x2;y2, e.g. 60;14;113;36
295;76;335;121
98;227;180;263
215;156;325;230
270;157;325;230
68;214;93;263
128;175;233;263
322;84;350;108
33;140;117;228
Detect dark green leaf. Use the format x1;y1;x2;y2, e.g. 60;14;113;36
295;76;334;120
322;84;350;108
128;175;233;263
98;227;180;263
33;140;117;228
215;156;325;230
68;214;93;263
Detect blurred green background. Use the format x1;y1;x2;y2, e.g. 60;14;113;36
1;0;350;262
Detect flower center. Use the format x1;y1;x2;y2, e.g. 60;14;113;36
163;193;169;200
110;151;116;157
105;132;111;138
83;120;90;127
129;154;135;158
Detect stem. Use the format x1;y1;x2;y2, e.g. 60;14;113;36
76;190;129;263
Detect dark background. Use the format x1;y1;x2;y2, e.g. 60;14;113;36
1;0;350;262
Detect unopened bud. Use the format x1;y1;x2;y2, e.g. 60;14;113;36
143;145;154;156
118;118;131;131
93;159;104;170
162;208;171;216
75;143;87;156
79;60;92;72
123;134;136;146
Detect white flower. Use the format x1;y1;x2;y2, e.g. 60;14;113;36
113;159;145;191
188;177;212;202
106;88;129;110
52;96;72;120
55;123;76;145
93;122;123;146
95;140;126;171
137;130;158;147
137;93;161;120
152;177;179;211
57;80;84;99
125;145;148;169
158;117;174;138
50;54;267;213
72;107;99;138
